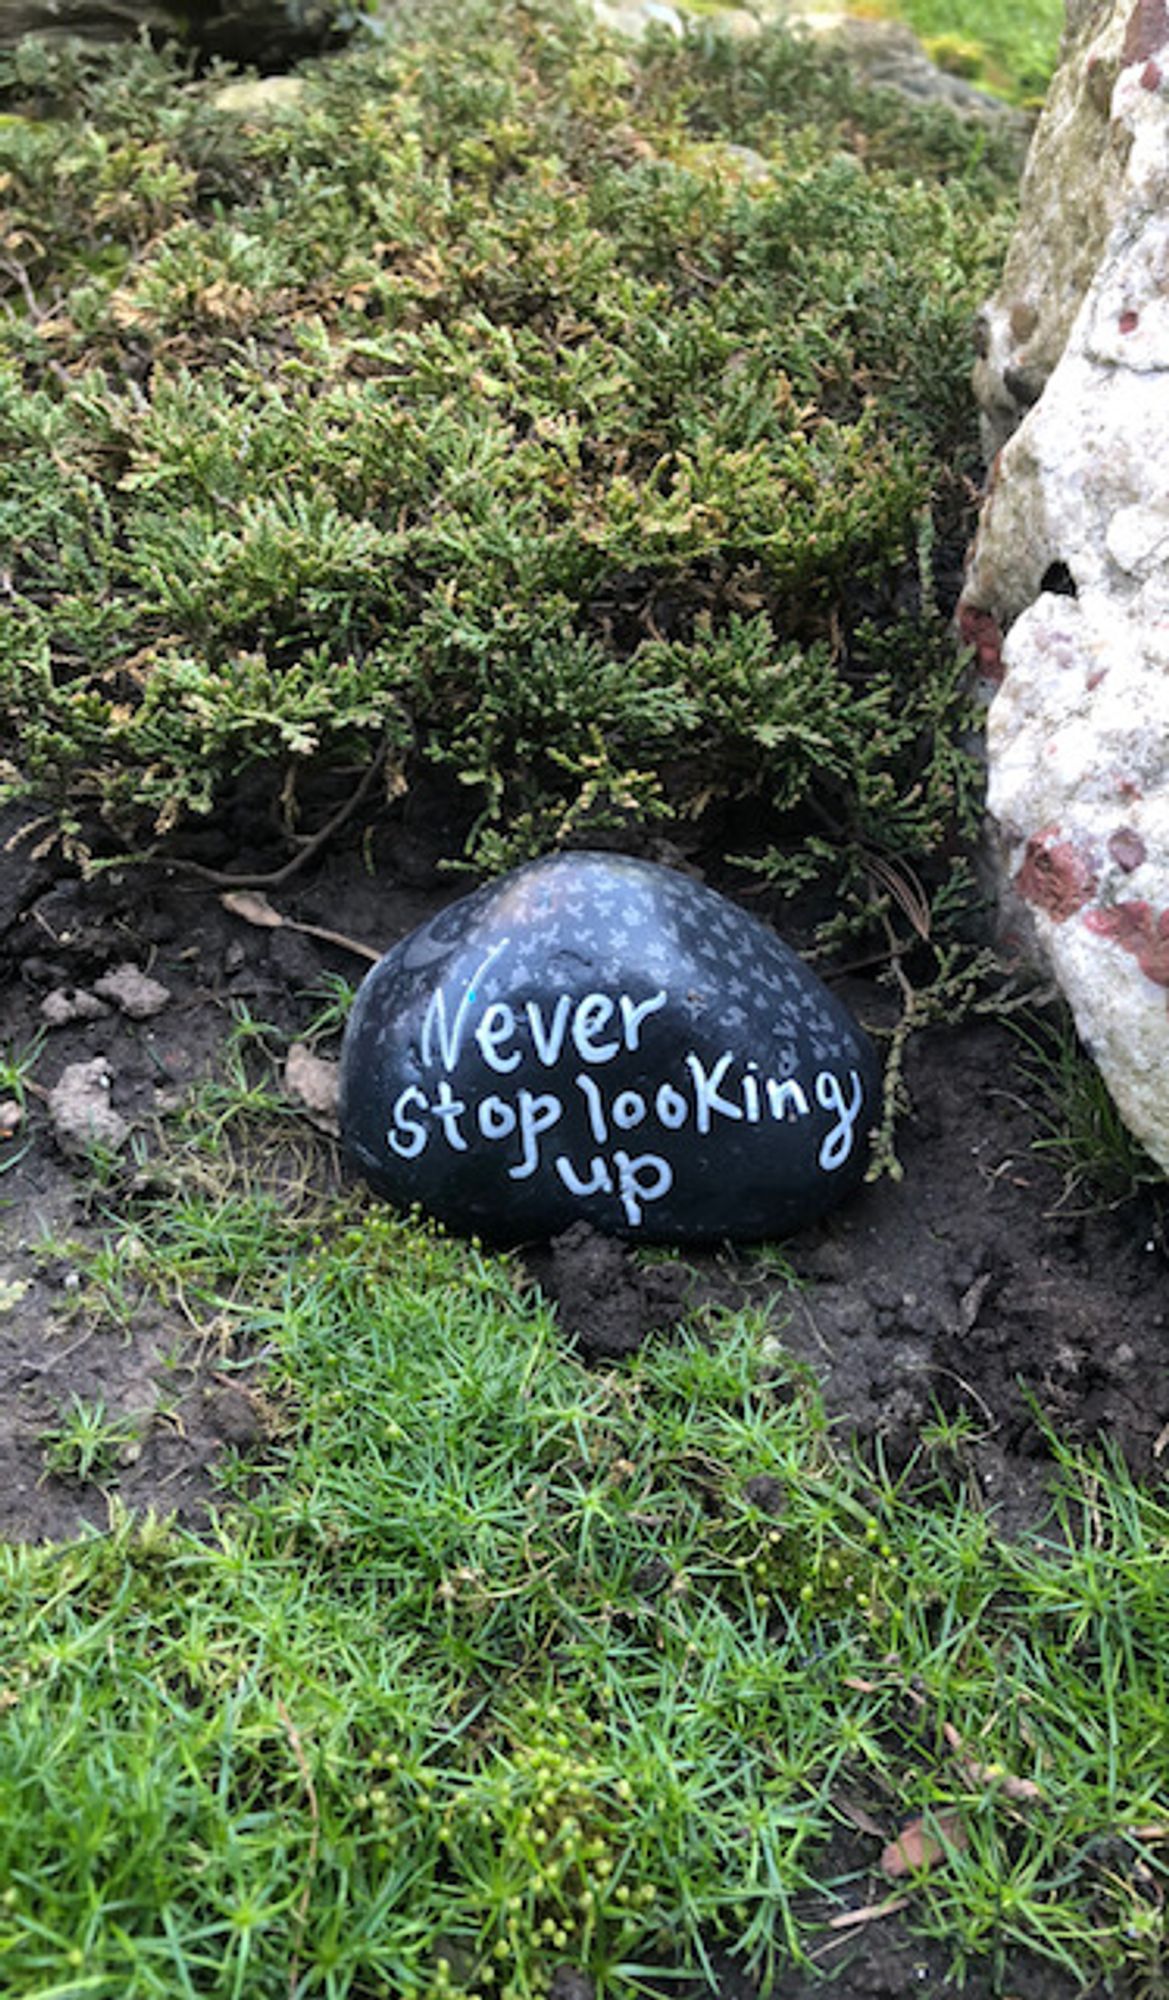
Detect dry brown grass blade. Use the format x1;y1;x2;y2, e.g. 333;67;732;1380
864;852;932;941
827;1895;912;1931
834;1794;886;1840
942;1720;1044;1802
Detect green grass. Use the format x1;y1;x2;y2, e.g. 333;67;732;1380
2;1051;1168;1997
1011;1011;1169;1216
884;0;1064;103
39;1393;143;1485
0;1034;41;1178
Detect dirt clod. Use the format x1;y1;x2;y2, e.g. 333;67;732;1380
41;987;111;1026
92;963;172;1019
47;1056;130;1156
203;1383;264;1449
742;1473;787;1515
537;1220;690;1360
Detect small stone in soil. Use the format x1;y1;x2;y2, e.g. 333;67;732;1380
40;986;111;1027
47;1057;130;1156
340;850;879;1243
92;963;172;1019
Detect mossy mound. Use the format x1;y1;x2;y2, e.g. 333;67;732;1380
0;1;1019;898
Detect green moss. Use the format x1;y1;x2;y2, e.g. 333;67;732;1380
0;0;1018;919
922;32;987;81
6;1142;1169;1997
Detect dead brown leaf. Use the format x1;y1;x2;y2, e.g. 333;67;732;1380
284;1043;341;1136
220;890;381;964
880;1811;969;1879
221;889;284;930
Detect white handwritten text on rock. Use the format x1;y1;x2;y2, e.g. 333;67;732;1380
385;938;866;1228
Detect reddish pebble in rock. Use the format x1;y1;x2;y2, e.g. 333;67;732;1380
1122;0;1169;68
1141;56;1163;86
1118;308;1141;333
1109;826;1147;871
1086;898;1152;949
957;602;1005;682
1014;827;1099;923
1086;899;1169;987
1146;914;1169;987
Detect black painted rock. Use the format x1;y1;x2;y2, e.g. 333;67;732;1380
340;851;880;1244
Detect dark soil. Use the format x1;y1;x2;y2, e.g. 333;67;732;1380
2;788;1167;2000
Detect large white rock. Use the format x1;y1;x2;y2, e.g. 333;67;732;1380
970;0;1132;460
962;0;1169;1170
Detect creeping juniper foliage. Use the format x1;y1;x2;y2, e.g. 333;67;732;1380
1;0;1016;901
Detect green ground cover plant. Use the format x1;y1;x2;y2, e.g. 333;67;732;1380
3;1060;1169;1998
1011;1010;1169;1216
0;0;1018;920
